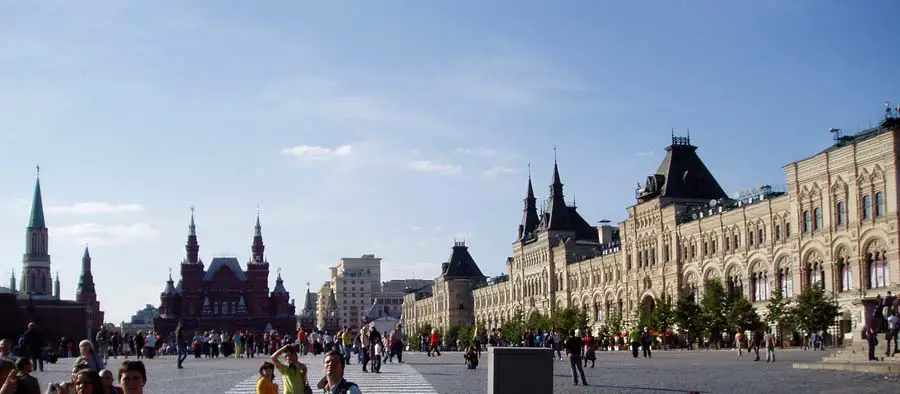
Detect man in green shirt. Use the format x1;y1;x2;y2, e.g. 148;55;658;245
270;344;308;394
629;328;641;358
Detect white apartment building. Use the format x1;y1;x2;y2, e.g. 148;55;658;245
329;254;382;329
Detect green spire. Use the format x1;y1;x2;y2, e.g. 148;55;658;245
29;166;46;229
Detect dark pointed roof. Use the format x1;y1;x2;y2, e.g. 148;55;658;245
302;283;317;312
203;257;247;281
29;170;46;229
441;241;486;280
162;273;177;296
637;135;727;203
518;168;540;240
542;161;574;231
327;287;338;311
77;245;96;296
271;272;288;296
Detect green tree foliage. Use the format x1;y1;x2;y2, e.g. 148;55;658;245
791;284;840;335
500;310;525;345
700;279;728;344
652;295;677;333
764;287;793;348
444;325;461;347
456;325;474;348
602;310;623;337
674;290;702;345
526;310;552;331
416;323;433;337
634;298;655;331
728;296;762;332
553;306;590;336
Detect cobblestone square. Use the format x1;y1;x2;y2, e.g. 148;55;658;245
406;350;900;394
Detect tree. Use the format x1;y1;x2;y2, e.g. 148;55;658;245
603;310;623;337
444;325;461;348
526;310;552;331
674;290;702;347
765;287;793;349
728;296;762;332
791;284;840;338
456;325;474;348
634;298;655;331
700;279;728;346
500;310;525;345
552;306;590;336
652;295;676;333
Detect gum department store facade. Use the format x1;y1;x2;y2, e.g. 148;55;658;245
403;106;900;339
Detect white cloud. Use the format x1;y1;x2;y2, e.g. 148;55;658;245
455;147;497;157
407;160;462;176
482;166;516;178
636;151;655;157
54;223;159;246
281;144;353;160
47;202;144;214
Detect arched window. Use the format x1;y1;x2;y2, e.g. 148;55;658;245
727;274;743;298
836;202;846;226
814;208;823;231
838;256;852;292
869;251;889;289
213;302;219;315
779;266;794;298
875;192;885;217
803;210;812;233
807;262;824;288
752;269;769;302
862;195;872;220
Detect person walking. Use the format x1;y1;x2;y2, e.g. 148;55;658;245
175;321;187;369
564;330;588;386
763;329;776;363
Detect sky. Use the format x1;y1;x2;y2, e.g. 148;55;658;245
0;1;898;323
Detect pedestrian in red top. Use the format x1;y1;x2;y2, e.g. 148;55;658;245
428;329;441;357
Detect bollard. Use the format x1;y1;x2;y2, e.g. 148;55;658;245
487;347;554;394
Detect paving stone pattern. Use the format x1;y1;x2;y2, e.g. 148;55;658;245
407;349;900;394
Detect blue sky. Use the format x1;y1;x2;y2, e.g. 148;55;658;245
0;1;898;323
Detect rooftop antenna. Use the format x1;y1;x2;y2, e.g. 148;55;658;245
829;128;843;143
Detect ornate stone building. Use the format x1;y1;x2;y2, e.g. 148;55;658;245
401;241;486;334
471;107;900;338
154;209;296;338
1;170;105;342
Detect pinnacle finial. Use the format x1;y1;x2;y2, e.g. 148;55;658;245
527;162;531;178
553;146;557;163
36;165;40;177
190;205;195;214
277;267;282;277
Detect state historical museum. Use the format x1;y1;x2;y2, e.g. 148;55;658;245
154;210;296;338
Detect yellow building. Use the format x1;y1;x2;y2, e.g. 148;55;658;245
471;109;900;339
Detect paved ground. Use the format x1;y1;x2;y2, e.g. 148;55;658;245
407;349;900;394
27;349;900;393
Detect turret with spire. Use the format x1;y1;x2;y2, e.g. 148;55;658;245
251;207;265;263
76;245;97;302
185;207;200;264
53;272;60;299
21;166;52;297
540;149;574;232
9;270;16;293
517;163;540;241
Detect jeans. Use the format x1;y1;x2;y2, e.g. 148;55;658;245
569;355;586;384
27;347;43;371
177;344;188;366
373;354;381;372
766;347;775;362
